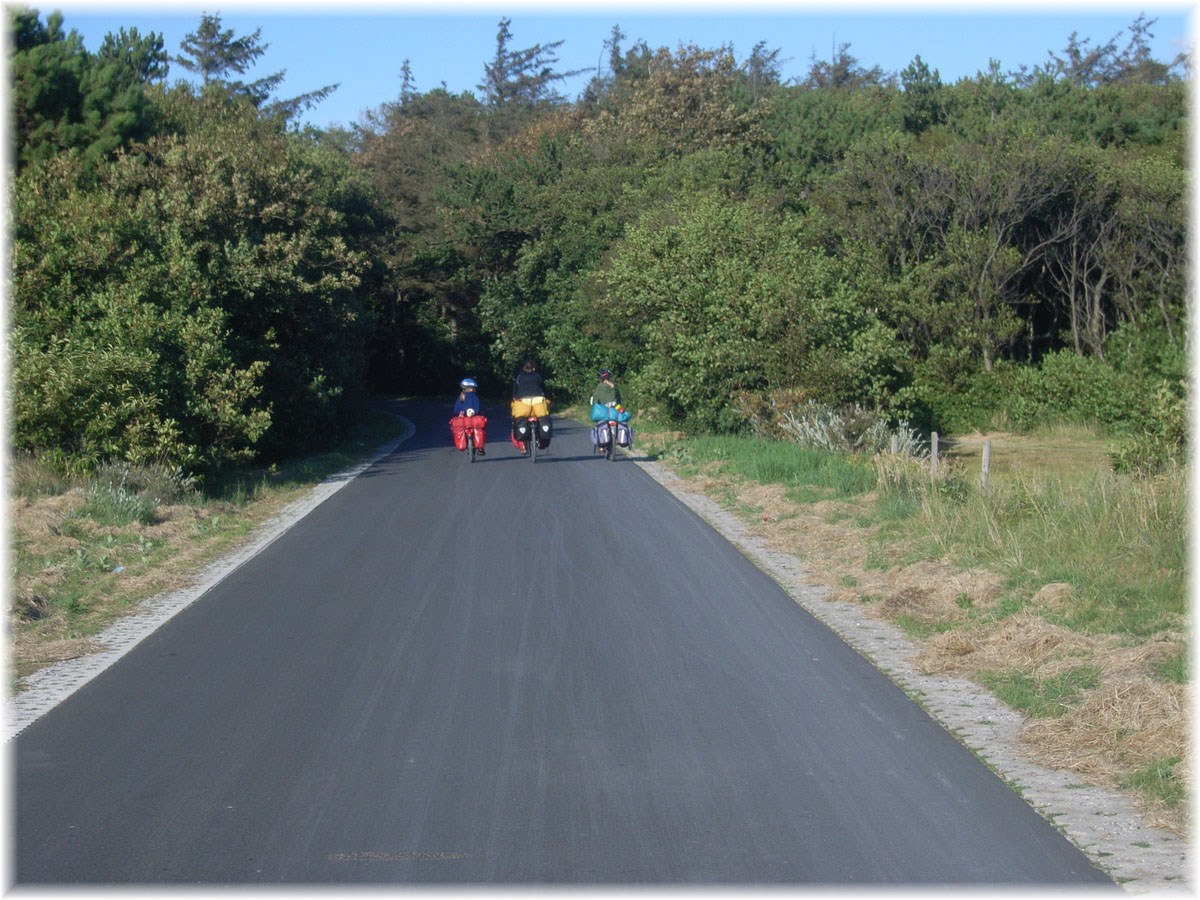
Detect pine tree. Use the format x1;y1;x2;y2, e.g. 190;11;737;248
478;17;584;132
9;8;165;170
175;13;337;120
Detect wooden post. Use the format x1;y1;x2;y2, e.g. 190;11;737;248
981;440;991;490
890;434;899;456
931;432;939;476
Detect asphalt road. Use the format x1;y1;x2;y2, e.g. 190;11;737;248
14;399;1116;886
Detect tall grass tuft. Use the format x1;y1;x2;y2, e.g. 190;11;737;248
10;451;70;499
880;462;1187;637
776;400;928;457
75;481;159;527
70;462;199;527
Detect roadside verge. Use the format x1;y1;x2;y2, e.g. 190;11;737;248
629;452;1190;893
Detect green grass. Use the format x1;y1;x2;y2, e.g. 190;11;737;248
10;452;71;499
894;614;957;640
910;467;1186;637
1118;757;1187;809
978;666;1103;718
668;422;1185;637
672;434;876;500
1152;648;1189;685
668;424;1186;644
73;481;160;527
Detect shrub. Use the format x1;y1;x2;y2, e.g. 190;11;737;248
11;101;374;479
1108;379;1187;476
922;351;1147;434
593;195;899;432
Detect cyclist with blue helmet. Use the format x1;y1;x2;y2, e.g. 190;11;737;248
452;377;485;455
454;378;483;416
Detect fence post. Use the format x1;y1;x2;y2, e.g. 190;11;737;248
890;434;899;456
981;440;991;490
931;432;939;476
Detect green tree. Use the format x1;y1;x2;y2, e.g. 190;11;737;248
766;79;902;184
10;7;165;171
353;85;490;391
580;44;770;161
739;40;784;103
899;55;943;134
1021;14;1188;88
174;13;337;122
478;17;583;136
592;195;897;429
97;25;168;83
803;41;889;90
12;94;376;475
174;12;268;85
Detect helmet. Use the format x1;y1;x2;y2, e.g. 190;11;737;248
460;378;477;389
599;369;612;380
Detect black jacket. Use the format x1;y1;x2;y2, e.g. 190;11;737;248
512;370;546;399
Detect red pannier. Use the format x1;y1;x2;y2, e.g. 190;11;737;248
449;415;488;451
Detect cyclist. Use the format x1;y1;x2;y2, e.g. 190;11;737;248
452;377;485;455
590;368;621;409
454;378;483;416
512;359;546;401
590;369;623;454
511;359;548;455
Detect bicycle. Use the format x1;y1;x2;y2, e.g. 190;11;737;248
450;413;487;463
519;415;552;462
591;402;629;461
601;416;618;460
511;398;551;462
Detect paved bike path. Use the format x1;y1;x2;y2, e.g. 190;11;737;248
14;399;1115;885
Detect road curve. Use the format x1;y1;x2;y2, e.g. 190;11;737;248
14;399;1116;886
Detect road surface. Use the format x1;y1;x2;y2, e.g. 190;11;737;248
14;399;1116;885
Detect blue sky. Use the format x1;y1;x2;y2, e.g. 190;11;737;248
54;2;1195;130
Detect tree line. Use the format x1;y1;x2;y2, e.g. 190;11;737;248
9;9;1189;478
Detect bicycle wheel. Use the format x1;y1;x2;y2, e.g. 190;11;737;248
467;432;475;463
606;423;616;460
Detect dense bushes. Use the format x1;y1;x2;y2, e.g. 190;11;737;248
387;34;1186;458
12;98;376;478
12;13;1188;478
588;194;904;431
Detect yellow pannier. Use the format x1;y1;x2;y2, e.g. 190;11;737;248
511;397;549;418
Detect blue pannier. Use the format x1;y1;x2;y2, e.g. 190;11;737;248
591;402;630;423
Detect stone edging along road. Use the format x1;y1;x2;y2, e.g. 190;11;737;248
6;419;1190;891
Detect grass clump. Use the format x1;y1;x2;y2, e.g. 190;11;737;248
906;466;1186;637
978;666;1103;718
1118;758;1187;811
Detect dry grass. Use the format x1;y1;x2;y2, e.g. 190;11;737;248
662;435;1190;836
945;426;1112;481
9;476;321;681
